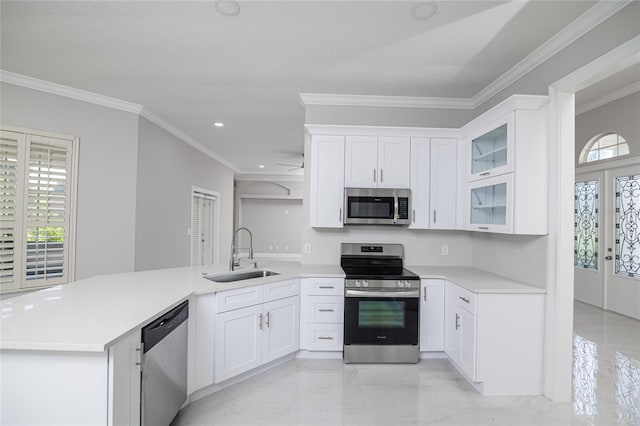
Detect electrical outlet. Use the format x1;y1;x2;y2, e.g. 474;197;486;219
441;245;449;256
304;243;312;254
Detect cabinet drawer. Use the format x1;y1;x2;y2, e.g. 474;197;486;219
457;287;477;314
216;285;264;313
307;296;344;323
264;279;300;303
306;324;344;351
304;278;344;296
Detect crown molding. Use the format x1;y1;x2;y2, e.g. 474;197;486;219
0;69;144;114
472;0;633;107
304;124;462;138
576;81;640;115
0;69;240;173
235;173;304;182
139;108;239;173
299;93;474;110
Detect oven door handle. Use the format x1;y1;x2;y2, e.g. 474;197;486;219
345;289;420;298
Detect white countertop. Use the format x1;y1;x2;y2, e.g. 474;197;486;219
0;261;342;353
1;262;542;353
406;266;546;294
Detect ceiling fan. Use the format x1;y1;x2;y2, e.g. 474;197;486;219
276;154;304;171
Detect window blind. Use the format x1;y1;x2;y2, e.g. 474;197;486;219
0;131;23;291
191;191;217;266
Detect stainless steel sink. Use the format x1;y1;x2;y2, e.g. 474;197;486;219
204;270;280;283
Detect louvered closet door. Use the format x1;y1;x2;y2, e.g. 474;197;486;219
24;135;73;287
191;193;216;266
0;131;26;291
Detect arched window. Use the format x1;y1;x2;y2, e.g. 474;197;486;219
579;133;630;164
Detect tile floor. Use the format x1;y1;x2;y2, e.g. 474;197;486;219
173;302;640;426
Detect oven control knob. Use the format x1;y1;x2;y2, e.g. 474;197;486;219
398;280;404;288
355;280;361;287
363;280;369;287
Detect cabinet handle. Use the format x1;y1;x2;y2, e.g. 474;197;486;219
459;296;470;304
412;209;416;223
318;285;335;289
455;313;460;330
480;172;490;176
318;309;334;312
380;169;384;182
258;313;263;330
266;311;270;328
478;226;489;230
318;336;334;340
373;168;377;182
339;208;343;222
433;210;437;224
423;287;426;302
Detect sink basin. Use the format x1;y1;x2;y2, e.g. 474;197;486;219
204;270;280;283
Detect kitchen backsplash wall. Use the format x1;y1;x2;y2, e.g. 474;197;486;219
471;233;547;288
301;226;473;266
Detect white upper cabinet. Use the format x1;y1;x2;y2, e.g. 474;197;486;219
430;138;457;229
462;95;549;235
468;113;515;181
409;138;430;229
345;136;410;189
309;135;345;228
344;136;378;187
377;137;411;188
410;137;457;230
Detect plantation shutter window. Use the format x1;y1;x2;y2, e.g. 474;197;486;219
191;190;218;267
0;131;25;292
0;127;77;293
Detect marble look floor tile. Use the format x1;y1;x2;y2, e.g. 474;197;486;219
173;301;640;426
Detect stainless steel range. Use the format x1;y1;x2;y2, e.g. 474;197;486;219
341;243;420;363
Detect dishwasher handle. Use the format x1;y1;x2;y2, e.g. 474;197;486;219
141;300;189;354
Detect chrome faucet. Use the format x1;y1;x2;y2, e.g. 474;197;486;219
230;227;255;271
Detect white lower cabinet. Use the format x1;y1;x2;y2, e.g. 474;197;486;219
419;279;445;351
214;279;300;383
108;329;142;426
1;329;142;426
300;277;345;351
443;280;545;395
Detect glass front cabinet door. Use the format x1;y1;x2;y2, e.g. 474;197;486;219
467;174;514;233
468;113;515;181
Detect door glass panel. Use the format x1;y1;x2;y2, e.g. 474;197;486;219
615;174;640;279
574;180;599;270
471;123;508;174
470;182;507;225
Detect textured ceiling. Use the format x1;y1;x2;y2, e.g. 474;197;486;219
1;1;600;174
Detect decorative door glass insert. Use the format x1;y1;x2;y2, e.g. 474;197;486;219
615;174;639;278
574;180;599;270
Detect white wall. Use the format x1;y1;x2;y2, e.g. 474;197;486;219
0;83;139;280
471;234;547;288
134;117;235;271
575;91;640;166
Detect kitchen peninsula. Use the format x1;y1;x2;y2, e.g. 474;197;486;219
1;261;545;425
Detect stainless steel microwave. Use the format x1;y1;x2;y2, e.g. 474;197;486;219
344;188;411;225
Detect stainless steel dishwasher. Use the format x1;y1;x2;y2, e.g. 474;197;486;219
141;300;189;426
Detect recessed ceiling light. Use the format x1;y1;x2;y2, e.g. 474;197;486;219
258;165;265;169
411;2;438;20
213;122;224;127
214;1;240;17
